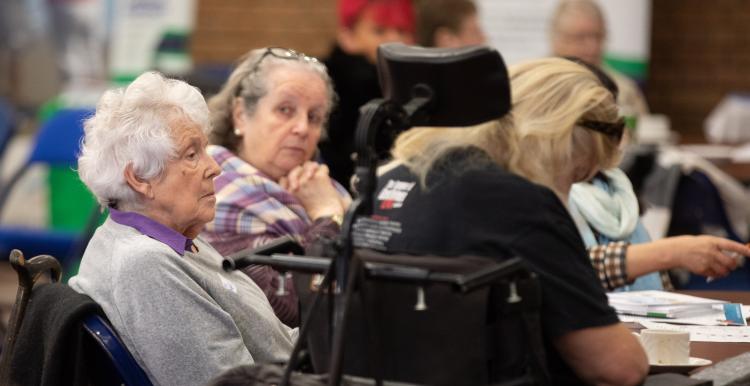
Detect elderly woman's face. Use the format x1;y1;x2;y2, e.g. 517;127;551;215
552;11;605;66
235;67;329;181
148;119;221;238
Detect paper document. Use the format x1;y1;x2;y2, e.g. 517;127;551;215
679;144;737;163
619;304;748;326
639;320;750;343
608;291;727;319
679;143;750;163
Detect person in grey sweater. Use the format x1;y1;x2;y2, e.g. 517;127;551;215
68;71;296;386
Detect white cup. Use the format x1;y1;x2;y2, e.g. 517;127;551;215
637;329;690;365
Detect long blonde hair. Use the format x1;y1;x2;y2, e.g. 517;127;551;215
390;116;520;186
509;57;621;193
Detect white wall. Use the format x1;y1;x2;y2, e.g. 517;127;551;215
477;0;651;67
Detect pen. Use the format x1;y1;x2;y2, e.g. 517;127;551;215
646;312;670;318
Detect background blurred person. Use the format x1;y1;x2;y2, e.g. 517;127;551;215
320;0;415;187
510;57;749;292
204;47;350;327
70;71;295;386
550;0;649;118
415;0;486;48
48;0;107;92
354;51;647;385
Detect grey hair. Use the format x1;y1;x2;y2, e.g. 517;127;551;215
78;71;210;209
207;47;337;152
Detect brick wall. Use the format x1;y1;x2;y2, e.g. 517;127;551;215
192;1;750;144
191;0;338;65
648;0;750;142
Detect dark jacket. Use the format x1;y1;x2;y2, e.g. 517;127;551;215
10;283;101;386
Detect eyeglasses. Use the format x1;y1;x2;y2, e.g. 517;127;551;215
251;47;320;73
579;118;625;143
560;31;606;44
236;47;321;97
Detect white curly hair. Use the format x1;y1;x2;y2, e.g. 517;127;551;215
77;71;210;209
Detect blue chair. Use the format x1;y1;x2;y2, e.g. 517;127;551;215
667;170;743;242
83;314;153;386
0;249;153;386
0;108;98;268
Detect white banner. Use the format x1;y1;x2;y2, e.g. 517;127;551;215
109;0;196;81
478;0;651;72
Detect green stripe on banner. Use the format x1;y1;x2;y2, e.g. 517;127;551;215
603;55;648;80
110;73;138;86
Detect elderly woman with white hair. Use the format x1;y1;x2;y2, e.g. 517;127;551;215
202;47;351;327
69;72;295;386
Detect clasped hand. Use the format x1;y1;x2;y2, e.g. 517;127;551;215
279;161;350;220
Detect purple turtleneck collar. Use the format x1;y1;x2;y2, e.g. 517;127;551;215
109;207;195;256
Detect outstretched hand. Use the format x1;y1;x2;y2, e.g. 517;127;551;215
659;235;749;278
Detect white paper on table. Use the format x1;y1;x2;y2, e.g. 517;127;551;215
731;142;750;162
608;290;728;319
679;144;736;163
618;304;749;326
639;320;750;342
619;313;723;326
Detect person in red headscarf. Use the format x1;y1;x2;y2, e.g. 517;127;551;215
320;0;415;187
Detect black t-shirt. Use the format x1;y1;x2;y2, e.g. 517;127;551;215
352;149;619;384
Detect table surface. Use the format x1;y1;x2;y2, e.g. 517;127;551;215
673;291;750;366
716;161;750;183
674;140;750;183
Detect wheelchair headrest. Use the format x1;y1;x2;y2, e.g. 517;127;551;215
376;43;511;127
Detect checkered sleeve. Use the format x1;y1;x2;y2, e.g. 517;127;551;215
588;241;630;291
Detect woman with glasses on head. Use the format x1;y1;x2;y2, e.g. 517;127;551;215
510;57;750;292
203;47;351;327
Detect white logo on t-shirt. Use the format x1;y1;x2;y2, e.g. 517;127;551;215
218;273;238;294
377;179;415;209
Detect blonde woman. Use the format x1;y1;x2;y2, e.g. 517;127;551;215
354;57;647;384
509;57;749;292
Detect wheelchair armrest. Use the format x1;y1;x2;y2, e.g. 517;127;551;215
222;235;305;271
226;249;533;294
224;254;331;273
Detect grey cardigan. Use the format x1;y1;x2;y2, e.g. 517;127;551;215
69;218;296;386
